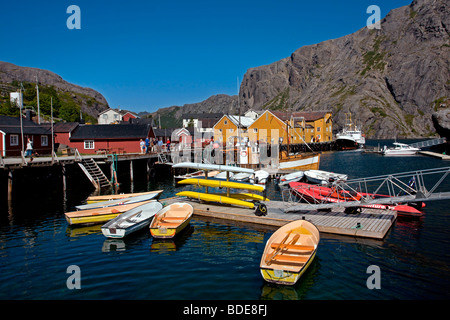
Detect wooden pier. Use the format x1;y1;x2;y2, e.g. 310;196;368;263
164;197;396;240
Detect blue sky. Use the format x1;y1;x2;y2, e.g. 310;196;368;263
0;0;411;113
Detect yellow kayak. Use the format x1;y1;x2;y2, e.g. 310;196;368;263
211;193;270;202
176;191;255;208
178;178;264;192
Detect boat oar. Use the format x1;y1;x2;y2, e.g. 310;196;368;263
265;231;297;265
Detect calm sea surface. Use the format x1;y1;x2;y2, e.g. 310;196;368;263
1;139;449;300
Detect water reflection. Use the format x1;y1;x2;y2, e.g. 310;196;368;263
150;225;195;253
260;258;321;300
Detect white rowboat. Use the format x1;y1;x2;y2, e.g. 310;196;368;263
101;201;163;238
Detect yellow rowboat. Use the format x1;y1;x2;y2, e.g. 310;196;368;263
260;220;320;285
176;191;255;208
178;178;265;192
86;190;163;204
150;202;194;239
65;200;155;226
211;193;270;202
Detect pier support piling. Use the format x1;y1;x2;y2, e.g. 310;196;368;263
7;169;13;204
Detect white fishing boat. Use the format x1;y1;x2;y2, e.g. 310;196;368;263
304;170;347;185
214;171;233;180
278;171;304;187
336;113;365;150
250;170;269;185
382;142;420;156
101;201;163;238
233;172;251;182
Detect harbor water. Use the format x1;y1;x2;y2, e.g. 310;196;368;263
1;140;449;300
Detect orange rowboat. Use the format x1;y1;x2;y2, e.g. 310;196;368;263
260;220;320;285
150;202;194;239
65;200;155;226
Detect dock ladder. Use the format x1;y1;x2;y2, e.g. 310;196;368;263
158;152;168;164
78;158;111;190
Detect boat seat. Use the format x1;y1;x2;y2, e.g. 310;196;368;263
272;254;309;263
161;217;185;221
270;243;315;251
156;222;180;228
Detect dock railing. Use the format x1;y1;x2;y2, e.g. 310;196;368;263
409;137;446;149
284;166;450;212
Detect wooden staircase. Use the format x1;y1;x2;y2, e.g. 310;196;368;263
78;158;111;190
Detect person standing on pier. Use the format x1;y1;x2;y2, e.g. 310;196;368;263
140;139;145;154
145;137;150;154
25;138;33;157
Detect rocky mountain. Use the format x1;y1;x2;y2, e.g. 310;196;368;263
151;94;238;128
153;0;449;138
0;61;109;119
239;0;449;138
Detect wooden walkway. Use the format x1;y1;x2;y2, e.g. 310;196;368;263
163;197;396;239
419;151;450;160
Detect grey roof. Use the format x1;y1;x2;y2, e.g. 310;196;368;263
0;115;52;135
70;124;152;140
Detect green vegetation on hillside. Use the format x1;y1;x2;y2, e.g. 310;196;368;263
0;80;97;123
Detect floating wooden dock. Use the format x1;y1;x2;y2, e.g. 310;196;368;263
419;151;450;160
163;197;396;240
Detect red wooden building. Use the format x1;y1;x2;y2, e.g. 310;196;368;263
69;123;154;154
0;115;53;157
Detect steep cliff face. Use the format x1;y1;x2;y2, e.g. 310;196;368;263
239;0;449;138
151;94;238;128
0;61;109;118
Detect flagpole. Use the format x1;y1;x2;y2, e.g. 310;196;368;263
19;83;24;159
51;97;54;163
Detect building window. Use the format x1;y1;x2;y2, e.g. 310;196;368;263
229;129;233;133
253;128;258;133
317;127;321;132
10;134;19;146
84;140;94;149
41;135;48;146
224;120;228;125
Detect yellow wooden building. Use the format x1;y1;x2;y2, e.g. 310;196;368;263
212;114;254;145
247;110;332;144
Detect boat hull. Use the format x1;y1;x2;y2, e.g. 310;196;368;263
66;212;121;226
260;251;316;285
65;201;154;226
278;154;320;171
102;219;150;238
150;216;192;239
336;137;360;150
86;190;163;204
